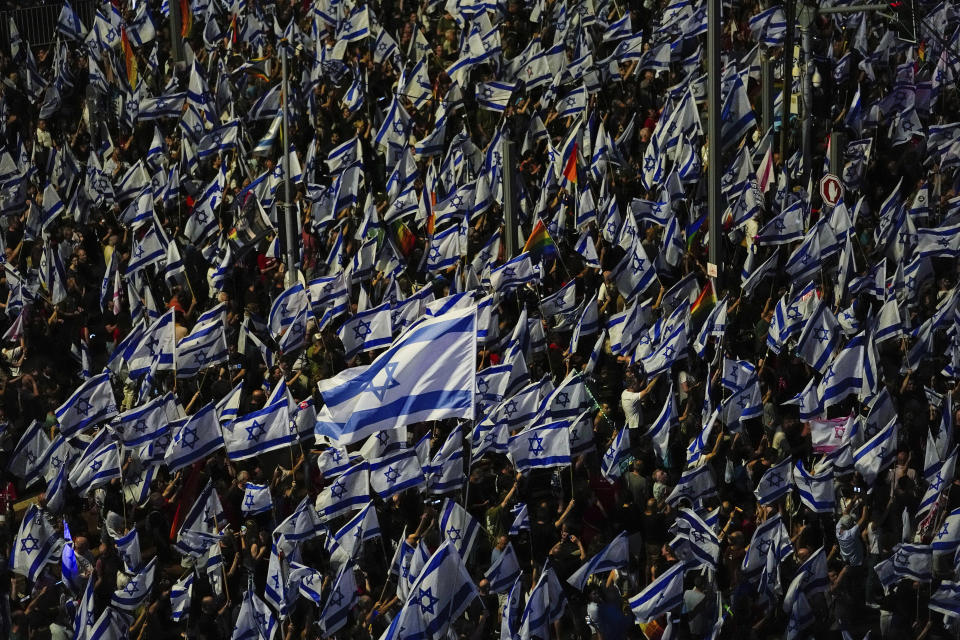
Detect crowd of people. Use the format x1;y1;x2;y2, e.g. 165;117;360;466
1;0;960;639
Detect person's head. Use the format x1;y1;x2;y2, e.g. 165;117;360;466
496;535;508;551
201;595;217;614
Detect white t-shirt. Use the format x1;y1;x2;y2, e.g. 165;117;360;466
621;389;644;429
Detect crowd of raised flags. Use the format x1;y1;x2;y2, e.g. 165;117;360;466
3;0;960;639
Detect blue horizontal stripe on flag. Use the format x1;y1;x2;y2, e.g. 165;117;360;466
168;436;225;471
226;433;296;461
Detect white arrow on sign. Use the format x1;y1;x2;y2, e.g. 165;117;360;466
820;173;844;206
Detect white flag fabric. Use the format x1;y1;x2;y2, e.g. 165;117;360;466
628;561;686;622
320;307;477;445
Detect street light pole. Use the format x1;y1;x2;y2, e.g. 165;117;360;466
706;0;723;289
280;43;300;287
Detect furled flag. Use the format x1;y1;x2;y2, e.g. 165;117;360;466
629;562;685;622
509;503;531;535
171;573;194;622
892;543;932;583
568;531;630;591
319;307;477;445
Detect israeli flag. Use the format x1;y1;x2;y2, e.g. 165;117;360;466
55;371;118;436
113;393;174;447
628;561;685;622
440;498;481;560
796;301;841;374
337;304;392;360
69;432;122;495
316;446;355;479
754;457;792;504
509;420;572;473
667;464;717;504
234;588;279;640
853;416;897;484
929;580;960;619
674;508;721;569
793;461;836;513
742;514;792;584
509;503;530;535
127;310;177;378
111;557;156;610
320;307;477;445
892;543;932;583
171;572;194;622
319;564;358;635
315;462;370;521
403;540;479;639
568;531;630;591
242;482;273;516
223;400;295;461
519;567;567;640
114;528;142;573
165;403;225;472
176;320;229;377
329;502;381;567
600;427;631;482
477;81;516;112
485;542;522;593
369;448;425;499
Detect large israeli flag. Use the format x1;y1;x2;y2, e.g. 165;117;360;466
320;307;477;444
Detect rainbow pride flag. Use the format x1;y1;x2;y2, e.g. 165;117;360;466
523;219;557;260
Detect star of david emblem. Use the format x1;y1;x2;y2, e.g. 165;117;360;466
19;534;39;553
502;400;519;418
51;456;63;468
341;20;353;32
644;157;656;172
329;588;345;607
492;151;502;167
528;435;545;456
631;253;646;273
938;237;951;247
384;466;401;483
25;450;36;465
766;472;783;488
663;345;676;359
351;318;374;341
815;328;832;343
477;378;490;394
429;246;442;262
894;549;908;566
903;120;912;131
447;527;462;542
124;580;139;595
824;367;836;383
245;420;265;442
417;587;440;614
555;392;570;408
689;529;706;544
244;493;256;509
484;432;496;444
736;394;749;410
330;481;346;499
192;349;208;365
253;612;268;628
757;538;773;555
91;459;103;472
75;396;93;417
774;218;788;232
566;97;577;108
938;523;950;539
181;425;198;449
145;336;160;356
210;131;223;147
501;267;516;280
363;361;401;401
331;449;344;463
932;473;945;491
393;121;406;134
